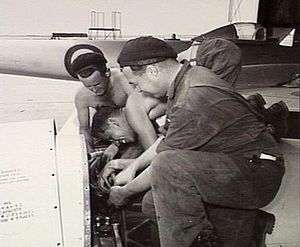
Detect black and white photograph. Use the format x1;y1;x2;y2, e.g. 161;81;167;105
0;0;299;246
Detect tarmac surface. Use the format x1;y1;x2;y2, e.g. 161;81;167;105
0;73;81;131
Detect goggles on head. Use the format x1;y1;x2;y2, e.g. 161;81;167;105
77;66;111;78
77;66;98;78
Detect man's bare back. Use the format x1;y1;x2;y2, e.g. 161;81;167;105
71;52;166;155
75;69;166;153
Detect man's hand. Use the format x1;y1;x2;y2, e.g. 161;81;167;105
99;159;134;189
114;165;136;186
109;186;131;207
100;143;119;164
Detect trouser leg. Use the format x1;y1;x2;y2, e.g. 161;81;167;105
142;190;157;220
150;150;284;247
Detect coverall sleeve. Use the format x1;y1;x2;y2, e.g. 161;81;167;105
157;89;227;152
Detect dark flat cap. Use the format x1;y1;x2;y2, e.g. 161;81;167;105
117;36;177;67
71;52;107;76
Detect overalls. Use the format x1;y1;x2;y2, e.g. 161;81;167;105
143;62;285;247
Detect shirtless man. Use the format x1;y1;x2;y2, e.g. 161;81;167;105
71;51;166;158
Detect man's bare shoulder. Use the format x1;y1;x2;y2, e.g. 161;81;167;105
127;92;164;113
110;69;134;95
75;86;109;109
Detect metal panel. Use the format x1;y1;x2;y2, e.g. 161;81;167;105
0;119;62;247
56;112;91;247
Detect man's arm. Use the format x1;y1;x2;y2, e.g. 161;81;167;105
109;166;152;206
113;135;163;185
109;137;163;206
157;88;226;153
101;135;163;188
125;92;166;149
148;101;167;120
75;88;94;153
125;93;157;149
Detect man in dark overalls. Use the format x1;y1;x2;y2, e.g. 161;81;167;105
105;37;285;247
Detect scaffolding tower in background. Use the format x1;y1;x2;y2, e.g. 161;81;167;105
89;11;122;40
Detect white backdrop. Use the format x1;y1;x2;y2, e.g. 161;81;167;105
0;0;258;37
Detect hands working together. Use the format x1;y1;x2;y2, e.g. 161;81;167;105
97;136;161;207
96;158;138;207
100;158;136;187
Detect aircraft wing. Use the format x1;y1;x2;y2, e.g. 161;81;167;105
0;39;190;81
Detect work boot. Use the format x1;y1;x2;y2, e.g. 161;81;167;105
247;93;267;115
265;101;289;141
247;94;289;141
253;210;275;247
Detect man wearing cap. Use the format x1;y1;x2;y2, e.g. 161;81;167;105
71;52;166;158
104;37;285;247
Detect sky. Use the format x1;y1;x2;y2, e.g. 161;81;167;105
0;0;259;37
